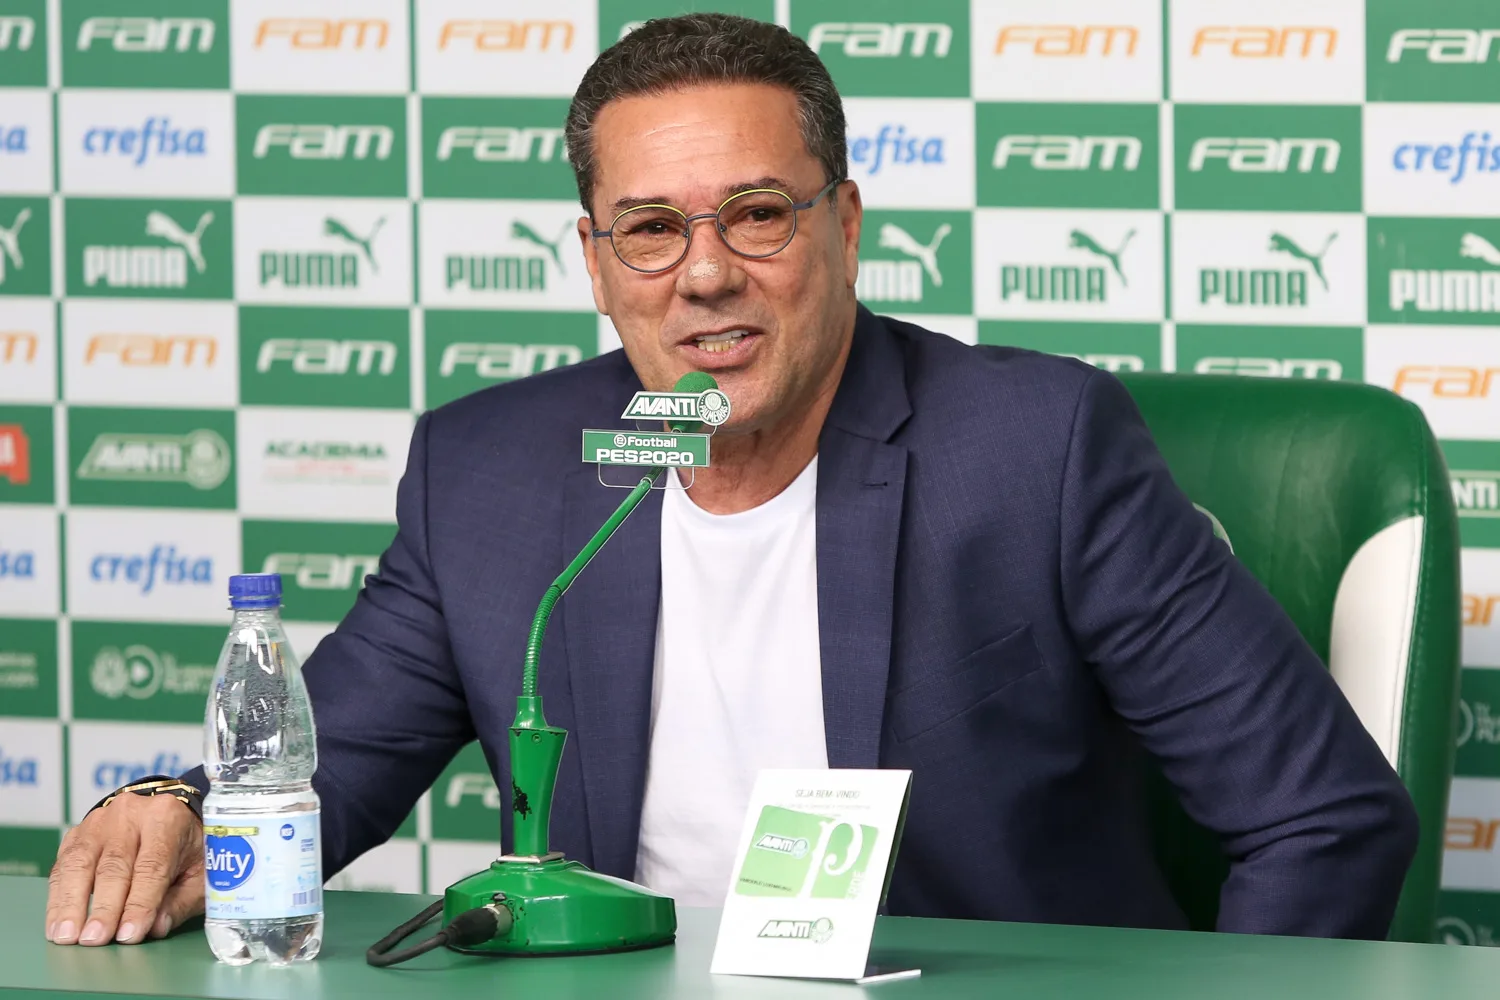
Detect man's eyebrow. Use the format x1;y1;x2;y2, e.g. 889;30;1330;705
608;177;797;214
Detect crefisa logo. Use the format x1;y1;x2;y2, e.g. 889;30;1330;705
82;117;207;167
0;746;38;787
93;752;187;792
0;548;35;579
205;832;256;891
848;124;944;176
89;544;213;595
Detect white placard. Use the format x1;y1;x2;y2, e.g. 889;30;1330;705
710;768;914;984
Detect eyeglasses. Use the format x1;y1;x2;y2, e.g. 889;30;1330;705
590;179;840;274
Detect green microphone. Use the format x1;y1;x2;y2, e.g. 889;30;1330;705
369;372;719;965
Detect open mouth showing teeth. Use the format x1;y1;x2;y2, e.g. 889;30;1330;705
694;330;749;353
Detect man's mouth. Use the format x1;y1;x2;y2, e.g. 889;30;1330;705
693;329;750;354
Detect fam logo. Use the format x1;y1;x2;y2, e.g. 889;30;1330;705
424;311;594;407
81;117;205;166
445;772;501;809
81;208;214;291
422;97;575;200
437;20;573;51
999;229;1134;305
436;125;565;163
1468;592;1500;627
262;552;379;592
1175;106;1360;212
848;124;944;177
977;105;1158;209
237;96;406;196
0;423;30;485
1447;815;1500;851
1388;29;1500;64
77;429;231;490
0;14;35;53
88;545;213;596
1190;26;1337;58
993;134;1141;172
90;643;214;699
1392;131;1500;184
257;339;396;377
1370;15;1500;103
438;342;580;379
63;9;227;88
993;24;1137;57
1198;232;1338;309
84;333;216;369
76;16;213;53
253;123;392;162
758;918;834;944
254;19;388;50
1394;366;1498;398
1188;137;1339;174
807;22;951;58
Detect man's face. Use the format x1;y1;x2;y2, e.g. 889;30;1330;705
578;82;861;434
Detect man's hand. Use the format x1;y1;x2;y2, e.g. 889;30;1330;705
45;794;205;946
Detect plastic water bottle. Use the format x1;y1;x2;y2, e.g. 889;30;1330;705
202;573;323;966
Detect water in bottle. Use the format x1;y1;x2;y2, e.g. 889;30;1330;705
202;573;323;966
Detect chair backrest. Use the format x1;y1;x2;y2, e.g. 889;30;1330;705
1117;372;1462;943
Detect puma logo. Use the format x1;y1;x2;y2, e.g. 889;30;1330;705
0;207;30;280
1269;232;1338;291
1459;232;1500;267
877;222;951;287
512;220;571;276
324;216;385;273
144;210;214;273
1069;229;1135;286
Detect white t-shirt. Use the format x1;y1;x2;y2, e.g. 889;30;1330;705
633;458;828;907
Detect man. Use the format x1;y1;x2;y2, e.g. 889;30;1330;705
45;14;1416;948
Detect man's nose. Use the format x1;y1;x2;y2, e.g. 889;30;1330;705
676;220;746;300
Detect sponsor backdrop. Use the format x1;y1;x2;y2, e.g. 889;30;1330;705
0;0;1497;942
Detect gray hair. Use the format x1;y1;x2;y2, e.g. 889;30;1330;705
564;13;847;218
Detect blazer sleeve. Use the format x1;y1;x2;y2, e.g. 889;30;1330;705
1056;367;1419;939
185;410;475;877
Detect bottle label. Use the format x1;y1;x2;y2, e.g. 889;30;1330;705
204;811;322;921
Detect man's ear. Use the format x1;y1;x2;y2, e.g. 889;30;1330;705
578;215;610;315
836;181;863;291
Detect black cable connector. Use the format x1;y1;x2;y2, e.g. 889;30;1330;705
366;900;510;967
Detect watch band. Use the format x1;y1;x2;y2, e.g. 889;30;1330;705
89;774;204;822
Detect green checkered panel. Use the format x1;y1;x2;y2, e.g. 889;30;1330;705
0;0;1497;944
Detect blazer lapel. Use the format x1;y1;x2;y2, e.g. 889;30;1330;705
817;309;912;769
560;452;664;880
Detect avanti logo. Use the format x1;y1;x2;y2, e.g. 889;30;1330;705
1450;468;1500;514
81;117;205;166
254;19;388;50
77;429;231;490
1198;232;1337;308
1191;26;1337;57
753;833;810;857
260;216;383;290
848;124;944;177
1000;229;1134;304
437;20;574;51
82;208;213;290
1188;137;1340;173
757;918;834;943
89;642;214;699
445;220;568;292
85;333;215;368
992;135;1140;171
0;207;31;285
252;123;393;161
1392;131;1500;184
76;17;214;52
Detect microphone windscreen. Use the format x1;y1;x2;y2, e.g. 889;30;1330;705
672;371;718;394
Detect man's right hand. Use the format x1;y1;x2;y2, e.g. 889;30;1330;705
45;794;205;946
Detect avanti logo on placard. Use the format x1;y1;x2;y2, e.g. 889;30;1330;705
77;430;230;490
63;5;227;89
796;1;968;98
999;229;1134;305
1442;443;1500;548
1371;219;1500;323
977;104;1158;209
855;210;971;314
66;199;230;299
757;918;834;944
89;643;214;700
1175;106;1362;211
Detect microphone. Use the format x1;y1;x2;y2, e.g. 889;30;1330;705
369;372;721;964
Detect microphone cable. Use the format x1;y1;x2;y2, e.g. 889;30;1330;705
366;900;513;967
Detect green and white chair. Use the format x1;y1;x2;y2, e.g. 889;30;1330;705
1118;372;1462;943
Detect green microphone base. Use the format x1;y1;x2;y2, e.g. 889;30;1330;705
443;856;677;956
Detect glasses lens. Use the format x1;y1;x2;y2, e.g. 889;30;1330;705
611;206;689;271
719;190;796;258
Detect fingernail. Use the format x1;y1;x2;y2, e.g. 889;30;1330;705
154;912;173;938
45;921;55;942
54;920;77;944
79;921;105;945
116;923;136;943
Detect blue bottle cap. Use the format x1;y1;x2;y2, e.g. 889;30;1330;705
229;573;282;609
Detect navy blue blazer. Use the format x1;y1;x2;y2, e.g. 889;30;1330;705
191;307;1417;937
